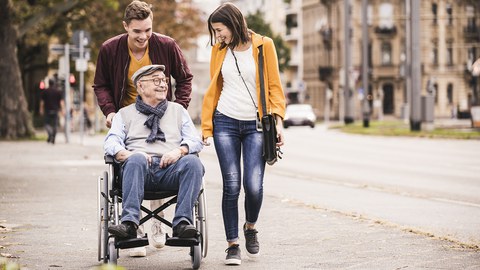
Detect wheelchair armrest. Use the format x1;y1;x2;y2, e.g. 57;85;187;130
104;155;115;164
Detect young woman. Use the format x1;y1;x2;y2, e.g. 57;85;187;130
201;2;286;266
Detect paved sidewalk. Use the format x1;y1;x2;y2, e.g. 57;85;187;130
0;133;479;269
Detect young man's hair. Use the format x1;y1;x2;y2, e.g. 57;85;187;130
208;2;250;50
124;0;153;25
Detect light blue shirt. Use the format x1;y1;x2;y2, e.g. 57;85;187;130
104;108;203;157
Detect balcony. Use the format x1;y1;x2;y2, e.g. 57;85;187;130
371;65;399;79
285;27;300;41
464;25;480;41
374;25;397;35
318;66;334;81
320;27;332;43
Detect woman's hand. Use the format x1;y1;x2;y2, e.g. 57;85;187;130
275;115;285;147
202;136;212;146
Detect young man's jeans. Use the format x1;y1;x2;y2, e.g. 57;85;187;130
213;111;266;242
44;111;58;143
120;153;204;228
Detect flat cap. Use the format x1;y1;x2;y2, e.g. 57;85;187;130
131;64;166;87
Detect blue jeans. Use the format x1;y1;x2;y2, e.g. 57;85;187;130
120;153;204;228
213;111;266;242
44;111;58;143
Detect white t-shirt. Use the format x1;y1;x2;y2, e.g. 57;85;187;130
217;46;257;121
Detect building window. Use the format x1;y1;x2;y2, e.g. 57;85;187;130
431;47;438;66
381;42;392;65
446;3;453;25
379;3;394;29
367;5;373;26
468;47;477;68
447;83;453;105
466;5;475;28
368;43;372;67
446;43;453;66
432;3;438;25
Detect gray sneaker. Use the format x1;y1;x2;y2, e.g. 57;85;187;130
225;244;241;265
243;224;259;258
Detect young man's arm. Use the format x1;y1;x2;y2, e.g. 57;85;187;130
169;41;193;109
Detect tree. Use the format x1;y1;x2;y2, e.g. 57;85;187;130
0;0;202;139
246;11;290;72
0;0;80;139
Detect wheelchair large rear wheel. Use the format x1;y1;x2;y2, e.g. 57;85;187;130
97;175;102;261
102;171;110;263
98;171;110;263
196;189;208;258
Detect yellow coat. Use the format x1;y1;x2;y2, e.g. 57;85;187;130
201;32;286;139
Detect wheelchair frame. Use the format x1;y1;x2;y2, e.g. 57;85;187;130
97;155;208;269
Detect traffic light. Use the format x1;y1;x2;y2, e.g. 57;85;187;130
69;74;76;86
39;80;45;90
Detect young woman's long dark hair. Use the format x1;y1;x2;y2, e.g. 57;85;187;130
207;2;250;50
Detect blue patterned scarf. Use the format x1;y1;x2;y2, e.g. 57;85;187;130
135;96;168;143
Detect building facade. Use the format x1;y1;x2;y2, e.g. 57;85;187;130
302;0;480;121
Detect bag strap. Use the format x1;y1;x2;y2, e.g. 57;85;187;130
258;45;267;116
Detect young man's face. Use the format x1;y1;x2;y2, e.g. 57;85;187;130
123;17;153;51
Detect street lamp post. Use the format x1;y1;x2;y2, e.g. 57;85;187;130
361;0;370;127
409;0;422;131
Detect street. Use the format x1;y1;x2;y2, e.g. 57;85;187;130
1;127;479;269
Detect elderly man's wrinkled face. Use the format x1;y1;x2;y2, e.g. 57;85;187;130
137;70;169;105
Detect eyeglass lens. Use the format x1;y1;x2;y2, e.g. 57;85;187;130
153;77;169;86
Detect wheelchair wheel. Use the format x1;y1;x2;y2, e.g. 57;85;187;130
102;171;110;263
98;172;110;262
196;189;208;258
97;175;102;261
108;238;118;264
191;244;201;269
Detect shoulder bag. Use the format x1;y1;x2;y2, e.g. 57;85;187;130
258;45;282;165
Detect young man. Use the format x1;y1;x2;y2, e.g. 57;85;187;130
93;0;193;256
40;78;65;144
105;64;203;244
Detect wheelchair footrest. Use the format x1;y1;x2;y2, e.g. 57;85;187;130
116;234;149;249
165;233;200;247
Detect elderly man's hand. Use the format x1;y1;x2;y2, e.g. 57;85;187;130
106;112;116;128
159;148;183;168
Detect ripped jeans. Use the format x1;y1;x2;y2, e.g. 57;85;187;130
213;110;266;242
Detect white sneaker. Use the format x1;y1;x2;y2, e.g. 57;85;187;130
128;246;146;257
151;221;166;248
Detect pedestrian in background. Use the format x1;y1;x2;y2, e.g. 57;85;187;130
201;2;286;266
93;0;194;257
40;78;64;144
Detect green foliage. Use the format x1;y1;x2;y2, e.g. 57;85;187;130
10;0;203;116
0;257;20;270
245;11;290;72
95;264;126;270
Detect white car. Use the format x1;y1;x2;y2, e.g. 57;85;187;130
283;104;317;128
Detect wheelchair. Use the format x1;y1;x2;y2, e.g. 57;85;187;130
97;155;208;269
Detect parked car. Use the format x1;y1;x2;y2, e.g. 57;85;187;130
283;104;317;128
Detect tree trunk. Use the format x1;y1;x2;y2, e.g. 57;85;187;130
0;0;35;139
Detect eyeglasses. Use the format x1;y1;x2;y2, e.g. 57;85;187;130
139;77;169;86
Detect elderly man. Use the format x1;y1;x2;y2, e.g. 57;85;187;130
105;64;203;239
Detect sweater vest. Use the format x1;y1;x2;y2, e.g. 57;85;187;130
119;102;183;157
